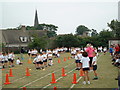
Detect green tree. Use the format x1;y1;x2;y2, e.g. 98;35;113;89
54;34;80;48
91;29;98;36
76;25;90;35
98;29;114;47
28;35;47;49
26;23;58;38
47;31;57;38
108;19;120;38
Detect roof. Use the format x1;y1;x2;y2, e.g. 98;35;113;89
1;29;47;45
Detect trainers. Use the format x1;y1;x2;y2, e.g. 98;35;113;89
93;77;98;80
115;78;118;80
75;68;79;70
87;81;90;84
83;81;86;85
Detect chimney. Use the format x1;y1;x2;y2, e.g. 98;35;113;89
21;25;26;32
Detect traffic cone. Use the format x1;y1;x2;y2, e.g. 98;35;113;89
4;74;11;85
68;56;71;60
54;87;57;90
9;69;14;77
50;73;57;84
28;58;32;64
72;73;78;84
58;59;60;63
64;57;66;61
23;87;27;90
79;69;84;76
62;68;67;77
25;68;31;76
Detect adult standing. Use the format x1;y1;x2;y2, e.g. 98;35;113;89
85;44;95;69
115;44;120;55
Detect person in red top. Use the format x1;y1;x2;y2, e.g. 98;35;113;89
85;44;95;69
115;44;120;55
118;44;120;54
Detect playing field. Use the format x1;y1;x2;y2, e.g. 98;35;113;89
2;52;118;89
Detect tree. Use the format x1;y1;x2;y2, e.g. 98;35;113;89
91;29;98;36
47;31;57;38
76;25;90;35
54;34;80;48
28;35;47;49
108;19;120;38
26;23;58;38
98;29;114;47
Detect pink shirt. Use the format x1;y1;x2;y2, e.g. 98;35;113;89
85;47;94;57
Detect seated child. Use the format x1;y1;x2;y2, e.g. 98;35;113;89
16;58;23;65
114;56;120;67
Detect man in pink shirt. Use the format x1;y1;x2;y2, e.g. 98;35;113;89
85;44;95;68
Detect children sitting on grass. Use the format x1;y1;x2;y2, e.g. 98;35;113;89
16;58;23;65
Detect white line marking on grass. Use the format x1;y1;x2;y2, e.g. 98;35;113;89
42;68;75;89
69;76;82;90
21;62;74;88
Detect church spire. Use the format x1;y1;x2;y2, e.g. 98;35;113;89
34;10;39;28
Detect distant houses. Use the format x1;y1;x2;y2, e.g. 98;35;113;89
1;26;47;48
1;10;47;52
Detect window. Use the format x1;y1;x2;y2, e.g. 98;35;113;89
30;37;34;42
19;36;28;42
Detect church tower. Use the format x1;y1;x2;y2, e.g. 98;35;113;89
34;10;39;28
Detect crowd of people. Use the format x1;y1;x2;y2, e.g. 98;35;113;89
70;44;101;85
0;47;69;70
109;44;120;82
29;47;68;70
110;44;120;67
2;44;118;85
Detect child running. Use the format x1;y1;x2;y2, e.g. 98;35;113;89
81;51;90;85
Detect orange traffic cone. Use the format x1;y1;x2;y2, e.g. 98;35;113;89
54;87;57;90
62;68;67;77
9;69;14;77
23;87;27;90
4;74;11;85
72;73;78;84
64;57;66;61
68;56;71;60
50;73;57;84
28;58;32;64
25;68;31;76
79;69;84;76
58;59;60;63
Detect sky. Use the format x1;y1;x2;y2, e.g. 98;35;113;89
0;0;119;34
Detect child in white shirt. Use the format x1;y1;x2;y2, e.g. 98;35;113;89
48;52;53;66
16;58;23;65
92;52;98;80
81;52;90;85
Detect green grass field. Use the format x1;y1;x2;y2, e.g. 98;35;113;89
2;52;118;89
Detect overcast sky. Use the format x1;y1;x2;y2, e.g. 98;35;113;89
0;0;119;34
